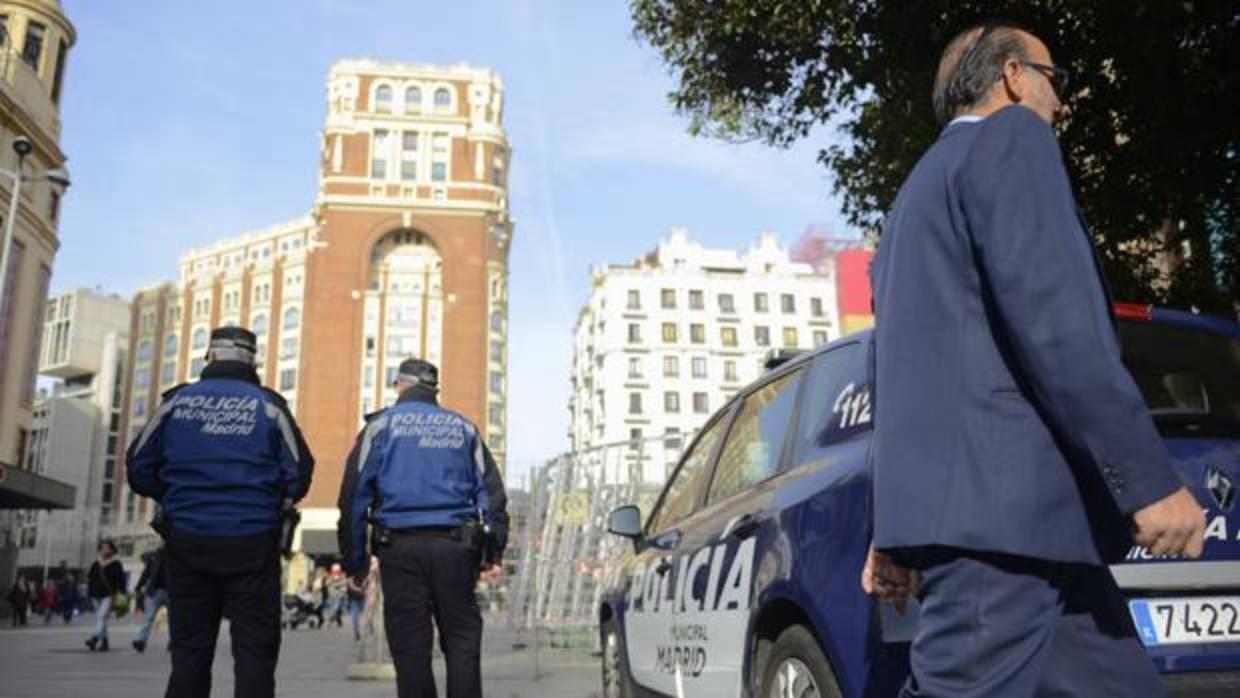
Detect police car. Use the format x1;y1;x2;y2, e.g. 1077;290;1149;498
598;304;1240;698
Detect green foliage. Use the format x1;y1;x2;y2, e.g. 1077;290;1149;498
632;0;1239;315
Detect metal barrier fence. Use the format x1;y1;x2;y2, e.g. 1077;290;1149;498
506;433;691;657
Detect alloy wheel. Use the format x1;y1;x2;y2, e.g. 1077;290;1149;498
768;657;820;698
602;630;622;698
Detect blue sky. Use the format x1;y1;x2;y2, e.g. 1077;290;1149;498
57;0;852;482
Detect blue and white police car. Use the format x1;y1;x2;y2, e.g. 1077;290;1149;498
598;304;1240;698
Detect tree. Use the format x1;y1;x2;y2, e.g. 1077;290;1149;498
632;1;1239;315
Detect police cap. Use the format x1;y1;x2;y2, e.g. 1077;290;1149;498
207;326;258;364
395;358;439;389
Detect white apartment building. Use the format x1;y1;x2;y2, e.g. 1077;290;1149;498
13;288;129;573
569;229;840;479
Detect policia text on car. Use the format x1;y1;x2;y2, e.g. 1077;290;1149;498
338;358;509;698
127;327;315;698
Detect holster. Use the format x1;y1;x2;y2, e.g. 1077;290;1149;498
458;519;484;553
279;502;300;559
149;508;170;540
370;521;392;553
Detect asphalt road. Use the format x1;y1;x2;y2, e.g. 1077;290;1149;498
0;613;600;697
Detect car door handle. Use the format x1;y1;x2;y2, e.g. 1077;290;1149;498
726;514;761;540
656;559;672;576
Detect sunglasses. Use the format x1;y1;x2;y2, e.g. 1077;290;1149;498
1020;60;1070;100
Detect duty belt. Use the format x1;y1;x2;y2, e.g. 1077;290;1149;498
389;526;460;540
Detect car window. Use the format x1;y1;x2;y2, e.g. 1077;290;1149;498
645;407;732;534
1120;319;1240;438
793;342;869;463
706;369;803;506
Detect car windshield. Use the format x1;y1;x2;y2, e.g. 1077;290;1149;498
1120;319;1240;438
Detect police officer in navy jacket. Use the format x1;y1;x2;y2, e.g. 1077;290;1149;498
338;358;508;698
128;326;313;698
863;21;1208;698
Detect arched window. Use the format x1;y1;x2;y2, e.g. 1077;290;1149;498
163;334;177;358
374;84;393;112
404;86;421;112
434;87;451;108
191;328;208;350
283;307;300;330
251;313;268;337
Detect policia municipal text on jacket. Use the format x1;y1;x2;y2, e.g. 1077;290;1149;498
127;326;314;698
337;358;508;698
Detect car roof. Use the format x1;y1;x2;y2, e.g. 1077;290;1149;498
762;329;873;382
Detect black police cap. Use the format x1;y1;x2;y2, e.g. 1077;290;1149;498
396;358;439;387
209;326;257;353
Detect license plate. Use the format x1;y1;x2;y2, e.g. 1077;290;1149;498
1129;596;1240;646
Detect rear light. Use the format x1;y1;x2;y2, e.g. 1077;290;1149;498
1113;302;1153;320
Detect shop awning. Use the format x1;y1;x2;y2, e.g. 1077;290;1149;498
0;464;76;510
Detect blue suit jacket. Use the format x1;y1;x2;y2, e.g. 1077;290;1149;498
870;105;1183;565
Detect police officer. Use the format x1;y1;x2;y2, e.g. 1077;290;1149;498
127;326;314;698
338;358;508;698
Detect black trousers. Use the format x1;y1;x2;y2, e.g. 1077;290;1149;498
164;529;282;698
9;602;27;626
893;546;1164;698
380;533;483;698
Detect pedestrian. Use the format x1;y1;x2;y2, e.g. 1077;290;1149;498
132;546;169;653
308;567;327;628
325;563;347;628
346;569;367;641
58;573;78;624
7;575;29;627
85;540;126;652
338;358;509;698
127;326;315;698
863;20;1208;698
39;579;57;625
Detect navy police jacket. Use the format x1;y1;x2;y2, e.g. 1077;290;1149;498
126;361;314;537
337;386;509;575
870;105;1183;565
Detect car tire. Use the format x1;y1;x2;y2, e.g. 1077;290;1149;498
758;625;843;698
601;619;637;698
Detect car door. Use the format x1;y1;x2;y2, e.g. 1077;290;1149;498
625;403;737;694
661;367;807;697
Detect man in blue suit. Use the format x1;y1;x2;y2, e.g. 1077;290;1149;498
862;21;1207;697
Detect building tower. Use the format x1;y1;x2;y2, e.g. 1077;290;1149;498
296;60;512;534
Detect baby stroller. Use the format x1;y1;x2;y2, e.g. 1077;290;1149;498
281;593;321;630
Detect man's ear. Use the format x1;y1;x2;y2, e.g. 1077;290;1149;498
1001;57;1026;103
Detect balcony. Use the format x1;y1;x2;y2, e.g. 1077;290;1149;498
0;49;61;141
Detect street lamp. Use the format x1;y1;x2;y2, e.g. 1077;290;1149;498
0;135;71;315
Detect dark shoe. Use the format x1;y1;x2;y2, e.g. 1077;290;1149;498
85;637;98;651
132;639;146;653
99;639;109;652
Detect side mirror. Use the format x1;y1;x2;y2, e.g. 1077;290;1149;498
607;505;643;540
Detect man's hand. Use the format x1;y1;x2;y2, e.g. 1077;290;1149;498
479;564;503;584
860;544;919;615
1133;487;1207;558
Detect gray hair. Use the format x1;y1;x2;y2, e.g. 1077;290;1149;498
932;22;1031;126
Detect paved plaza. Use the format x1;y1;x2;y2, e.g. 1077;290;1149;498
0;614;599;698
